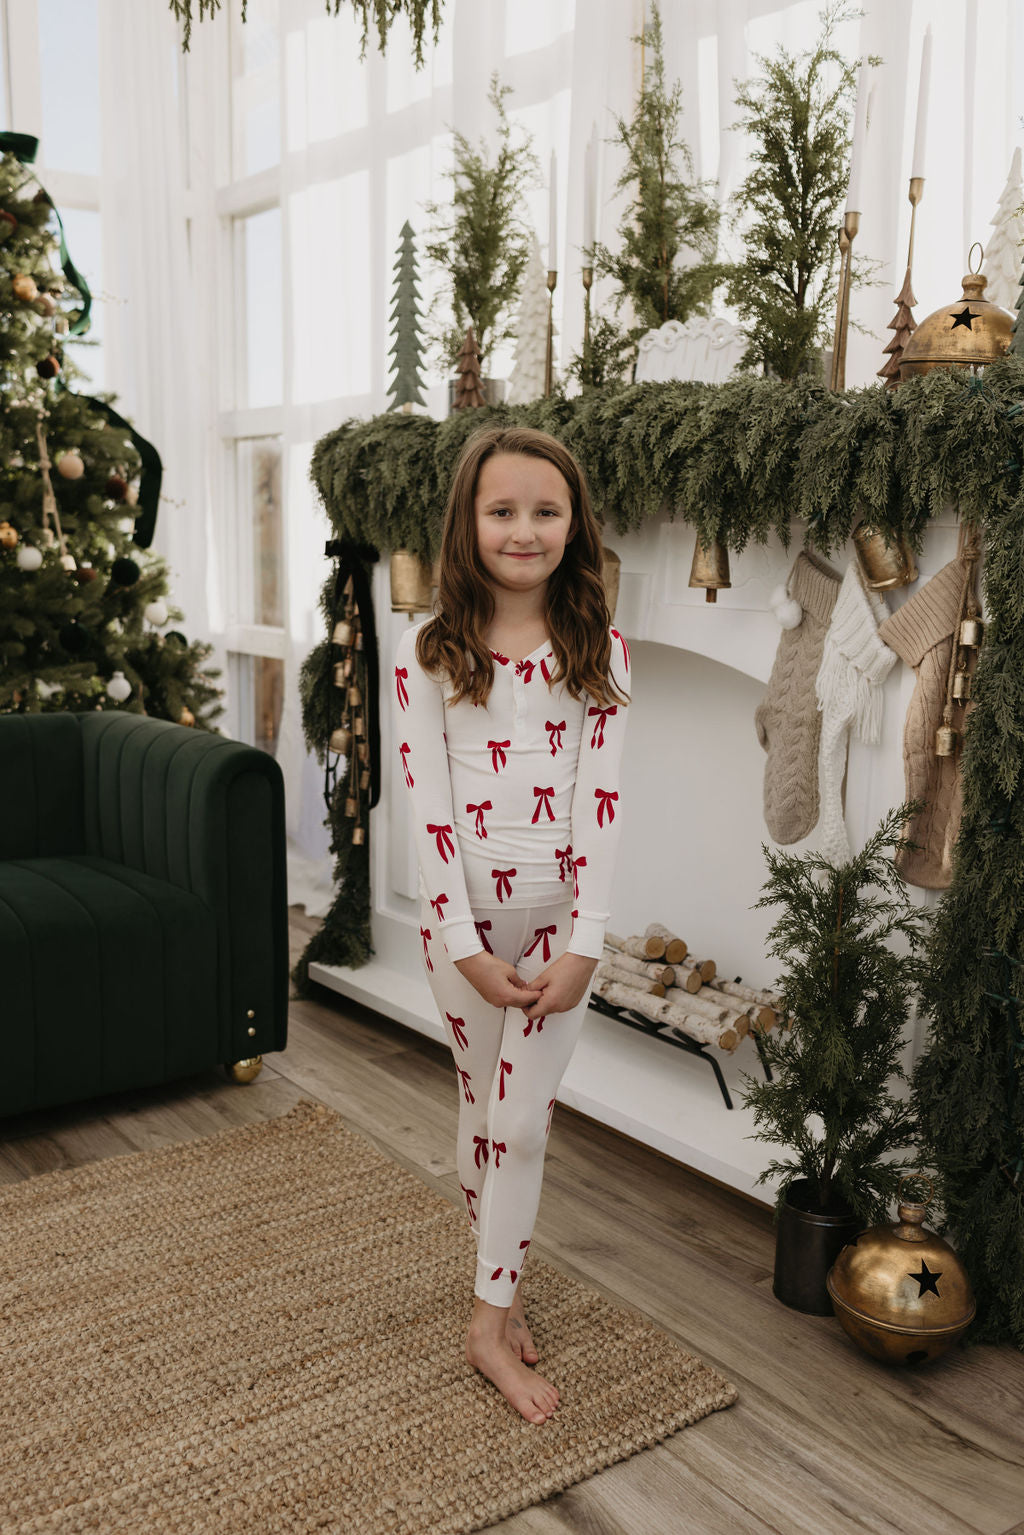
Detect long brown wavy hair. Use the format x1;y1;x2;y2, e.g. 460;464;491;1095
416;426;629;708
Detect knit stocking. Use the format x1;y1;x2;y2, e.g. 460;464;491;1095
755;549;842;844
813;562;898;865
876;556;978;889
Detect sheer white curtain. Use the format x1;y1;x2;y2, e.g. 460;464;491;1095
96;0;1022;918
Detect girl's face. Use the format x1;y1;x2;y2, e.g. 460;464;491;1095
472;452;574;597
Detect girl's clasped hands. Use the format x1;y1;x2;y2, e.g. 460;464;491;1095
454;949;598;1019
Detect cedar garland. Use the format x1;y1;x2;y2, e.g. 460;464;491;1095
299;357;1024;1345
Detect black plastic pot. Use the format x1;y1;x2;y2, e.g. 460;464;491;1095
773;1178;863;1315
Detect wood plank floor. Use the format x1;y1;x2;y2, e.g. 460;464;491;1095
3;907;1023;1535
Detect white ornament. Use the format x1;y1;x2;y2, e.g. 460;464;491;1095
16;544;43;571
125;483;139;507
60;552;77;571
770;583;803;629
56;450;85;480
37;678;63;700
106;671;132;702
144;599;169;627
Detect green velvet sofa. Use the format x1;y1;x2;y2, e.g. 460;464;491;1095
0;710;288;1119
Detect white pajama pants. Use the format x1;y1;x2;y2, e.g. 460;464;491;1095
418;893;590;1306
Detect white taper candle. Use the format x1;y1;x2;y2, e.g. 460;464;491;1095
548;149;558;265
911;26;932;180
845;59;870;213
583;131;595;257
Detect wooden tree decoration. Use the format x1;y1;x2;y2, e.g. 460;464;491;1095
507;230;556;404
877;268;916;389
982;147;1024;313
452;327;487;409
387;221;427;411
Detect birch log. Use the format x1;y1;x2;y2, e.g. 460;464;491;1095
643;922;688;964
596;961;666;997
591;975;739;1051
663;986;749;1035
601;948;674;986
703;977;779;1031
676;955;717;983
607;932;667;961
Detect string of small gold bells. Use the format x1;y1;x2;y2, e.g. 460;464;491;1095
937;521;984;758
327;575;371;845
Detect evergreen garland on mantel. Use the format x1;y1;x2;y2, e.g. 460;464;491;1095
300;357;1024;1348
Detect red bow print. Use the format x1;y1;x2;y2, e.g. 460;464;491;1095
572;855;587;899
430;893;448;922
546;719;565;755
427;822;455;862
456;1065;474;1104
461;1182;478;1221
556;844;573;883
420;926;432;971
524;924;557;962
395;666;409;710
532;785;556;823
515;658;535;682
595;788;618;826
466;800;491;839
498;1058;513;1100
588;705;617;748
540;654;553;682
399;741;413;787
523;1015;546;1036
490;649;510;666
611;628;630;669
492;867;516;902
491;1139;506;1169
473;1134;489;1167
487;739;510;773
447;1010;468;1049
475;919;493;954
546;1098;556;1134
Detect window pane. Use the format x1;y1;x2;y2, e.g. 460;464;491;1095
505;0;575;55
290;174;370;401
241;207;283;407
237;437;284;627
234;0;280;177
39;0;100;175
228;652;284;757
386;2;453;112
57;206;104;394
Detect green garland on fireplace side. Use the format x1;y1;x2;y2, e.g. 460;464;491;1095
296;358;1024;1346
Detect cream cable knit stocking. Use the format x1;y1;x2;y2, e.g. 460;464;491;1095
755;549;842;844
814;563;898;865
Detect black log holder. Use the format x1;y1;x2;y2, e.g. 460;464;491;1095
587;991;773;1110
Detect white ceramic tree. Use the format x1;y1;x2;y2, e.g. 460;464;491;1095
506;229;557;404
982;147;1024;313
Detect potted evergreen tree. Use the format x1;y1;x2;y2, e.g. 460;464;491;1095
421;72;541;409
742;803;931;1314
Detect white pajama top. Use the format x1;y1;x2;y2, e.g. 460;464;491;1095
393;621;631;963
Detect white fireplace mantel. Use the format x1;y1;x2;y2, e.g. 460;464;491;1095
309;508;961;1203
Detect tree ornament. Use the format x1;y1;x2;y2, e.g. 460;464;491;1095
0;209;17;242
74;564;98;583
56;449;85;479
982;147;1024;313
36;355;60;380
124;481;138;507
0;521;18;549
12;273;38;302
179;705;195;726
16;544;43;571
106;671;132;702
386;220;427;411
451;327;487;410
35;292;57;318
899;248;1012;380
145;599;169;626
110;556;141;587
105;473;128;501
59;552;77;571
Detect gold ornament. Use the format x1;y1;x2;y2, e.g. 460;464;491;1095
959;616;984;647
899;247;1012;381
12;273;38;302
351;826;366;845
345;796;359;817
951;667;971;702
180;706;195;727
332;619;353;646
935;723;958;757
390;548;434;613
688;534;731;604
348;685;362;707
0;521;19;549
852;523;919;590
360;769;370;791
332;661;347;686
56;450;85;480
827;1175;976;1365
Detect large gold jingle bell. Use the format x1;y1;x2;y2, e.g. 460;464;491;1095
852;522;919;590
390;548;434;614
826;1174;976;1365
688;534;731;604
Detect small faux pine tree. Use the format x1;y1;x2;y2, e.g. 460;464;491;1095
0;150;222;727
422;71;541;374
451;327;486;410
742;803;931;1225
386;221;427;411
586;0;720;352
723;2;872;380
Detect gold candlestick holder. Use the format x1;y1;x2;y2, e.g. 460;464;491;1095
582;265;593;383
544;269;557;397
829;210;860;391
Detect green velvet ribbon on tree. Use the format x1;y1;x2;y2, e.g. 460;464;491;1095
0;131;163;549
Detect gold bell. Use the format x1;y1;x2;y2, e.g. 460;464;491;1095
826;1174;976;1365
936;723;958;757
347;685;362;706
899;251;1012;381
358;741;370;764
332;619;353;646
344;795;359;817
959;615;984;647
332;662;347;686
951;668;972;702
601;545;621;621
329;725;352;754
360;769;370;790
390;548;434;614
688;534;730;604
852;522;919;590
351;825;366;845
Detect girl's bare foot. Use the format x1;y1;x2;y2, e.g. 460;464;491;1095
506;1293;539;1364
466;1324;559;1425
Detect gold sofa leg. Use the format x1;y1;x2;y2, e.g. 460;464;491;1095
225;1056;263;1083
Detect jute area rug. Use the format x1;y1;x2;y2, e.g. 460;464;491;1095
2;1099;737;1534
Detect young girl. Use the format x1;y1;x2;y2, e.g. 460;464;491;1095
392;424;630;1426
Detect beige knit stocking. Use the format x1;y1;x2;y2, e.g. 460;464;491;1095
755;550;842;844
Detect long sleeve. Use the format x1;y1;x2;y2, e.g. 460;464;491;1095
566;628;631;958
393;624;485;962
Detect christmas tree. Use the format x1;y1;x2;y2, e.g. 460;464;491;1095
0;149;223;726
386;221;427;411
451;328;486;409
982;147;1024;314
506;230;556;405
877;267;916;389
